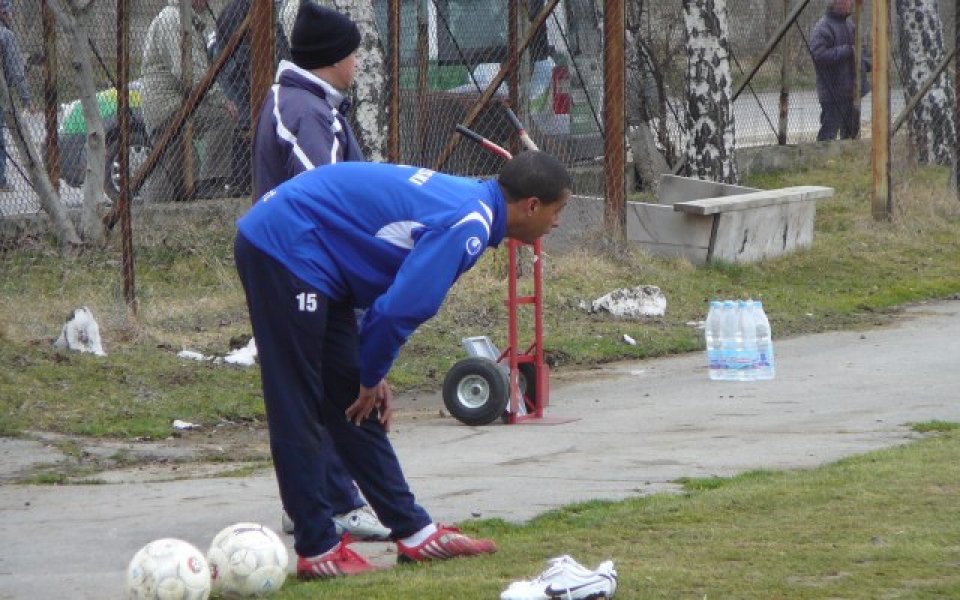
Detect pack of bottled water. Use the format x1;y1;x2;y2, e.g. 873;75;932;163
704;299;775;381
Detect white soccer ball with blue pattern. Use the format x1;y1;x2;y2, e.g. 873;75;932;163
125;538;212;600
207;523;288;597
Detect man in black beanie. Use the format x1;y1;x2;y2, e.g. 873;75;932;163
249;0;391;562
251;2;365;200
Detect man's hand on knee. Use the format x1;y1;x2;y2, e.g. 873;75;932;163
346;380;393;431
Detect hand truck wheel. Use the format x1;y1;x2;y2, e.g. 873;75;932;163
442;357;509;426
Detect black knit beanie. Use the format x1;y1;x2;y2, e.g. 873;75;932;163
290;4;361;69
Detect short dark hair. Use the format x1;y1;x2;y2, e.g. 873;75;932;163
497;151;572;204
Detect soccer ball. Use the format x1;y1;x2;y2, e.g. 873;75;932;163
125;538;212;600
207;522;288;597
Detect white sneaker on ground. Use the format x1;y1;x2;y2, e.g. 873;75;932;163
501;555;618;600
281;509;295;535
281;505;391;541
333;505;392;541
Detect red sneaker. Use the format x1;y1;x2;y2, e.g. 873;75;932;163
396;524;497;564
296;535;377;580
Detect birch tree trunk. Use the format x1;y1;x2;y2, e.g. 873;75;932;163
0;76;80;252
895;0;956;166
682;0;738;183
326;0;389;162
48;0;106;243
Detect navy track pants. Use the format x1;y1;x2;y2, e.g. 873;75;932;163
234;234;431;556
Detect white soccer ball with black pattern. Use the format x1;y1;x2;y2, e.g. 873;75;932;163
207;522;288;597
125;538;212;600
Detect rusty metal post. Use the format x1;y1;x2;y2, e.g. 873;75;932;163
117;0;137;314
249;0;274;127
415;0;429;165
603;0;625;242
871;0;891;220
777;0;791;145
852;0;863;138
249;0;274;203
179;0;196;198
387;0;401;162
508;0;520;157
42;1;60;191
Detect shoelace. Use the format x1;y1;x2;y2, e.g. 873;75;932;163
310;534;358;567
435;523;462;536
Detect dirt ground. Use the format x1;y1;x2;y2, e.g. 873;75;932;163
0;365;613;485
0;388;497;485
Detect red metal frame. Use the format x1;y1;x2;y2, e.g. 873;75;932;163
455;107;564;424
502;236;550;423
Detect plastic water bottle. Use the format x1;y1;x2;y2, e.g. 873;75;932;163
737;300;758;381
753;300;776;380
704;301;723;380
718;300;740;381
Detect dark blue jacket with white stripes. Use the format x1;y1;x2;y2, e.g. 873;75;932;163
251;60;364;199
237;162;508;388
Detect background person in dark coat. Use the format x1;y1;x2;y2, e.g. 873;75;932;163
0;0;33;192
809;0;870;141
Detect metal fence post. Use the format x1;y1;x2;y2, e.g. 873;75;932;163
852;0;863;138
42;1;60;191
388;0;400;162
117;0;137;314
603;0;625;242
871;0;891;221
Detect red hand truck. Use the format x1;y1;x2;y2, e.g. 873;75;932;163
441;107;574;427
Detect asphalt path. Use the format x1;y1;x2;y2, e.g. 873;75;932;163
1;300;958;599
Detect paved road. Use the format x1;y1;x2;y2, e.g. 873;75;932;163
1;300;959;599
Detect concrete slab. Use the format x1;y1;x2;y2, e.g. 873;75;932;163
2;300;959;599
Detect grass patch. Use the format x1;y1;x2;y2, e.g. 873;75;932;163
2;144;960;438
911;420;960;434
255;431;960;598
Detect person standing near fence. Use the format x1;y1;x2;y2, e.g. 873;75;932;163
140;0;239;201
251;2;365;199
212;0;291;197
809;0;869;142
0;0;34;192
249;3;392;544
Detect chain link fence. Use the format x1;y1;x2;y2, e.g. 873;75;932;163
1;1;957;274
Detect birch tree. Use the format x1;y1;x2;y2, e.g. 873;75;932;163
324;0;388;161
682;0;738;183
48;0;106;243
895;0;955;166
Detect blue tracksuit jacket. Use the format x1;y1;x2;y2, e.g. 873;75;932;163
237;162;507;387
